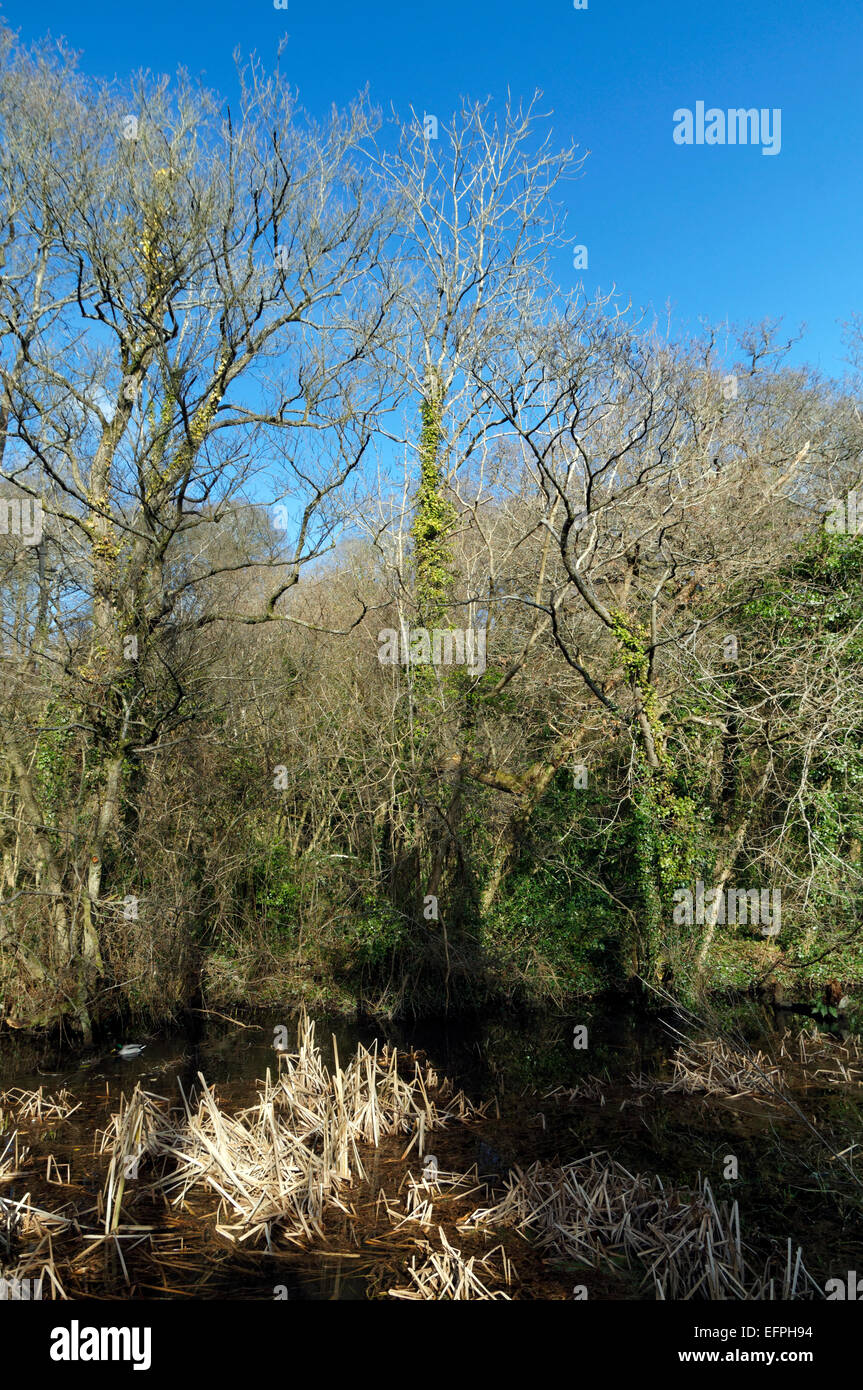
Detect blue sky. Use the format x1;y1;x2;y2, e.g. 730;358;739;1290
2;0;859;377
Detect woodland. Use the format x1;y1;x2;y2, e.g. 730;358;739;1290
1;28;861;1043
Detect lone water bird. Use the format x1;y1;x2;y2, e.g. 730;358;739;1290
115;1043;147;1058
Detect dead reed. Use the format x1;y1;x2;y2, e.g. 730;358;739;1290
664;1039;786;1099
462;1151;821;1299
388;1228;514;1300
0;1020;844;1300
0;1190;74;1299
779;1028;863;1085
382;1163;487;1233
98;1086;170;1235
0;1086;81;1122
0;1129;28;1183
658;1031;863;1101
153;1013;485;1249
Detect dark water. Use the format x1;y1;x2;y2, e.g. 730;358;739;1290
0;1000;674;1107
1;1000;858;1299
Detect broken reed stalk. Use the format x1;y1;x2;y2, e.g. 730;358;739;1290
0;1129;28;1183
0;1087;81;1122
666;1039;786;1099
0;1190;73;1299
462;1151;821;1300
153;1013;485;1248
99;1086;168;1235
388;1227;514;1300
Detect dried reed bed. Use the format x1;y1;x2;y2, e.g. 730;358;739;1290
0;1086;81;1122
0;1190;74;1298
381;1163;487;1232
1;1021;845;1300
544;1075;609;1103
97;1086;170;1235
2;1026;496;1296
657;1031;863;1102
0;1099;72;1296
154;1014;486;1249
388;1228;514;1300
664;1039;785;1099
550;1032;863;1113
779;1029;863;1085
462;1151;821;1300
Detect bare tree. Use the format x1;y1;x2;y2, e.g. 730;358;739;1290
0;30;392;1034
